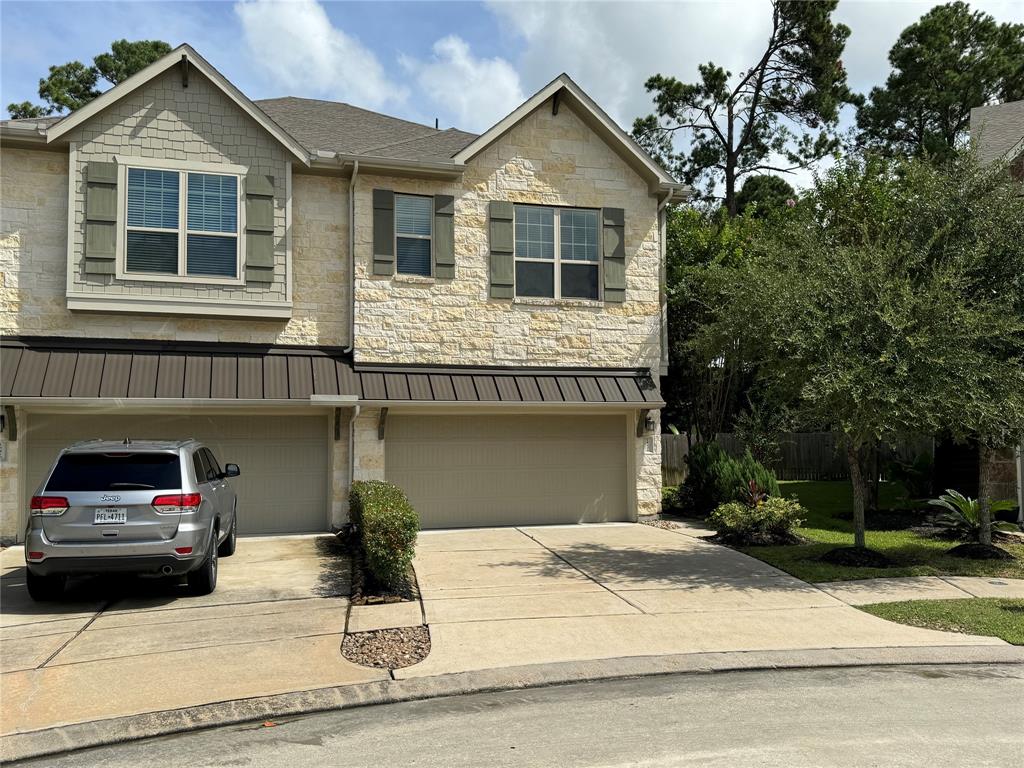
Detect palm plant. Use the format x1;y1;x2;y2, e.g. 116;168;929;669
928;489;1019;540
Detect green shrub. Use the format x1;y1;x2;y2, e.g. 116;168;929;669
349;480;420;588
683;442;780;515
709;496;805;545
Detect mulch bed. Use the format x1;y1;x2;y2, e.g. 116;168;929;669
946;543;1017;561
342;626;431;669
818;546;895;568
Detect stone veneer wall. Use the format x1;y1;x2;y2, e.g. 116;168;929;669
352;103;662;370
0;407;23;543
1;148;349;346
352;408;385;482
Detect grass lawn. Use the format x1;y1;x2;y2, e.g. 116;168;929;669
860;599;1024;645
735;480;1024;583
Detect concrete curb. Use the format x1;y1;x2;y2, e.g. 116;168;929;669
5;644;1023;763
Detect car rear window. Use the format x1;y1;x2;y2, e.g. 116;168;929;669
45;452;182;492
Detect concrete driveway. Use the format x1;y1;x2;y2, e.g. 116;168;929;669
0;536;386;736
398;523;1007;679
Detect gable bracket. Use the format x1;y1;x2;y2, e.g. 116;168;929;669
180;55;189;88
551;91;560;116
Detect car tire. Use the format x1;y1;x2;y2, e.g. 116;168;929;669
218;511;237;557
187;531;218;596
26;570;66;601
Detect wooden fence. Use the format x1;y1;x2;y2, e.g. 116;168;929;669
662;432;933;486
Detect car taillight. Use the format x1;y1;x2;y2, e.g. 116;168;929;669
30;496;69;516
174;547;193;555
152;493;202;514
27;551;45;561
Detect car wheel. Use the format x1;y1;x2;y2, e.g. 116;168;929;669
218;509;237;557
26;570;66;601
187;531;218;596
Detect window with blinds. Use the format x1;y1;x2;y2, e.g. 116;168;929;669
395;194;432;276
124;168;240;281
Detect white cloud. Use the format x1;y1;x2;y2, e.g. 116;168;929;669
234;0;406;110
401;35;524;132
487;0;769;131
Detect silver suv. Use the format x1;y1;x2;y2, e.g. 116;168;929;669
25;439;239;601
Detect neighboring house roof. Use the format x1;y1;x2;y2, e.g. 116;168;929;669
1;337;664;406
40;44;311;164
255;96;478;163
455;73;681;191
970;100;1024;165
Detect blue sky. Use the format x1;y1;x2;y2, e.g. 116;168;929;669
3;1;1023;182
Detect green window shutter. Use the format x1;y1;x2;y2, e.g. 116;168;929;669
489;200;514;299
602;207;626;303
433;194;455;279
244;173;275;284
372;189;395;276
84;162;118;276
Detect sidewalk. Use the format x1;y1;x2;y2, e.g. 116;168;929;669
815;576;1024;605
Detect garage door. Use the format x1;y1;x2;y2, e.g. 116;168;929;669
385;414;628;528
24;413;329;536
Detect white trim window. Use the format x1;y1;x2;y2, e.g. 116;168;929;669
394;194;433;276
514;205;600;300
123;165;242;283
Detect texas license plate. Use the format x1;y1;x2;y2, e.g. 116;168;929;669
94;508;127;525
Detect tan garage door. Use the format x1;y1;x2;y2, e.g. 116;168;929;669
24;413;329;537
385;414;628;528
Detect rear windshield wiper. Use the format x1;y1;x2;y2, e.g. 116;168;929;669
107;482;156;489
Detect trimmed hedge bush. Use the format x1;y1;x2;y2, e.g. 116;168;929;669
349;480;420;588
709;496;805;545
683;442;780;515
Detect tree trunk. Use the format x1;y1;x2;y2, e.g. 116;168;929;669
977;443;994;546
866;443;880;513
846;442;867;549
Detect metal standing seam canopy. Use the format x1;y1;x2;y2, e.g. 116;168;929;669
1;337;663;406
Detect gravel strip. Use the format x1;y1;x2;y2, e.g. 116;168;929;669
641;519;682;530
342;626;431;669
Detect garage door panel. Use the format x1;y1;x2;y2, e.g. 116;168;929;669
24;414;328;536
386;414;627;528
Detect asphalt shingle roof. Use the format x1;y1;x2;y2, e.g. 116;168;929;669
970;100;1024;164
255;96;477;163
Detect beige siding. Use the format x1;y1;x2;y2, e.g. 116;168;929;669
353;102;662;369
1;148;349;346
66;68;290;303
385;414;629;528
22;413;331;537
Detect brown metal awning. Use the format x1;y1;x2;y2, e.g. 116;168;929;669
0;337;663;407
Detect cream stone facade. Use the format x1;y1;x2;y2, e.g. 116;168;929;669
1;47;677;543
353;103;661;370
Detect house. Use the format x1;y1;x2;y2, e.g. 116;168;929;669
0;45;687;543
969;99;1024;519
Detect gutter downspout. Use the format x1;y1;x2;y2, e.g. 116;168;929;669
348;404;361;525
656;189;676;378
343;160;359;355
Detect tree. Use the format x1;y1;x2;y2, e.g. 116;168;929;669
632;0;856;215
7;39;170;119
698;153;1024;555
856;2;1024;161
736;175;796;217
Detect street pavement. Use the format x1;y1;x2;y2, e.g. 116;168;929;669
18;664;1024;767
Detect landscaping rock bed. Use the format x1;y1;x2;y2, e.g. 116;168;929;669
641;519;682;531
342;626;431;669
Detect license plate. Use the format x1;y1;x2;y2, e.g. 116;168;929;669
94;508;127;525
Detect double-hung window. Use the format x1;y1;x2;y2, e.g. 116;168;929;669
125;167;240;281
514;205;599;300
394;194;432;276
